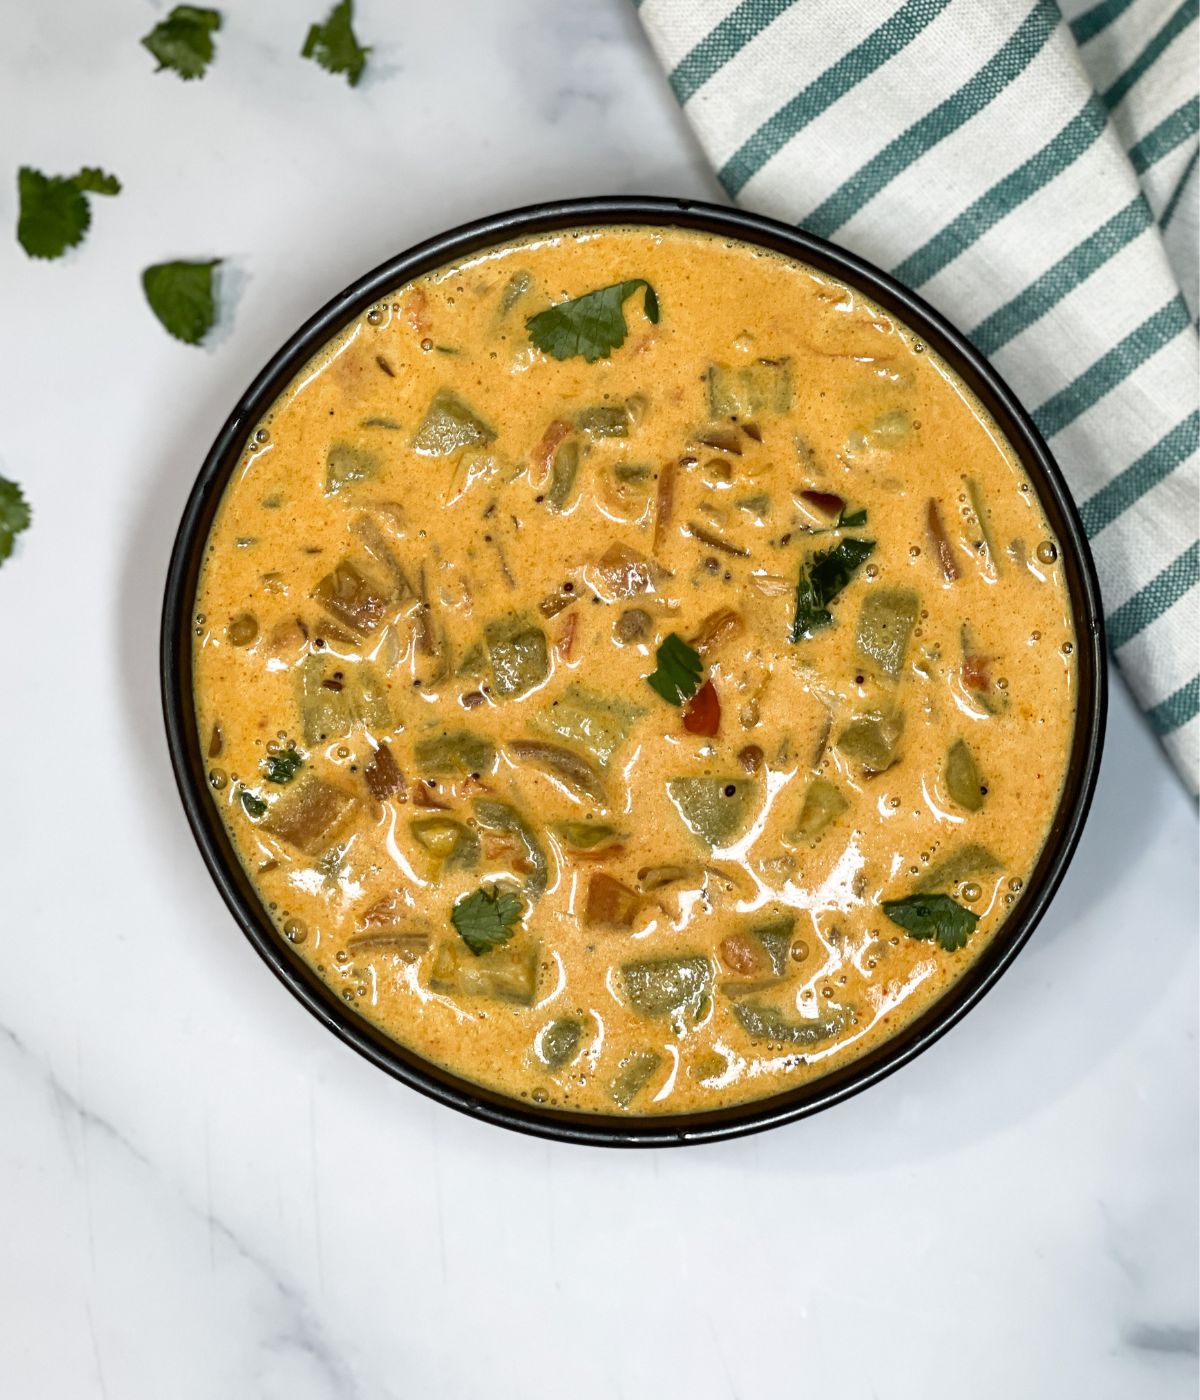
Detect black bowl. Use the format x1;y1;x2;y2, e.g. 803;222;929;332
161;196;1106;1147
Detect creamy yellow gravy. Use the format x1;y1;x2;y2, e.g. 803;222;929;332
193;227;1076;1116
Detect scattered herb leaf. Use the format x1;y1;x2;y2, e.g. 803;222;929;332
645;632;703;706
142;259;221;344
791;537;875;641
881;893;979;952
17;166;121;260
0;478;32;564
263;749;304;785
302;0;371;87
451;884;524;956
838;507;868;528
239;787;268;820
526;279;659;363
141;5;222;80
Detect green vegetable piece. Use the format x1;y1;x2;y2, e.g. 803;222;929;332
17;166;121;260
736;493;771;519
645;633;703;706
0;478;31;564
429;939;539;1004
620;956;712;1021
575;405;631;438
915;843;1001;893
239;787;268;820
748;916;795;977
705;359;792;418
546;439;581;512
450;883;524;955
414;730;497;777
261;775;358;855
609;1050;662;1108
141;5;222;80
855;587;920;677
142;259;220;345
302;0;371;86
508;741;606;805
324;442;379;493
473;799;548;899
837;709;904;773
667;777;758;848
945;738;985;811
792;538;875;641
412;390;496;457
263;748;304;785
882;893;980;952
484;615;549;699
551;821;620;850
733;1000;846;1046
296;656;391;744
526;280;659;364
538;1017;584;1069
789;777;849;844
499;270;533;315
965;477;1001;572
411;817;480;873
456;641;487;678
869;409;911;444
535;687;641;767
311;558;390;634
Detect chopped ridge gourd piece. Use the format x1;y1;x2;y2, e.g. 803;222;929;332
414;730;497;777
855;587;920;677
705;359;792;418
610;1050;661;1108
484;615;550;699
915;843;1001;893
583;872;642;929
732;1000;847;1046
837;709;904;774
428;938;540;1004
538;1017;584;1068
620;955;712;1020
589;542;671;599
546;439;581;512
345;933;429;962
508;740;606;804
552;821;621;850
311;559;392;635
262;775;359;855
535;686;641;767
575;403;632;438
324;442;379;494
944;738;985;811
410;817;480;872
667;777;758;848
412;390;496;457
473;798;549;899
748;915;795;977
296;656;392;743
787;777;849;845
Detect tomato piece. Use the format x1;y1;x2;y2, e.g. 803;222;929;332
682;680;721;736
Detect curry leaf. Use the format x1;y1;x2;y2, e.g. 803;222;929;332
645;632;703;706
302;0;371;87
0;478;31;565
791;537;875;641
526;280;659;363
17;166;121;260
451;884;524;956
141;6;222;80
142;259;221;344
881;893;979;952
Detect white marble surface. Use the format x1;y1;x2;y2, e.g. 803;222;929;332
1;2;1196;1396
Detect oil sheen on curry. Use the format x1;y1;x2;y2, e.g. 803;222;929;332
193;227;1076;1115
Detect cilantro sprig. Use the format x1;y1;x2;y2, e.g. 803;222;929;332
17;166;121;260
263;748;304;784
882;893;979;952
526;280;660;363
141;6;222;80
142;259;221;344
0;479;31;565
646;633;703;706
302;1;371;87
451;884;525;956
791;537;875;641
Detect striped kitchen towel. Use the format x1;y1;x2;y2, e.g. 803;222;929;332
635;0;1200;790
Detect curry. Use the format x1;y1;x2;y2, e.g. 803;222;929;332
192;226;1076;1115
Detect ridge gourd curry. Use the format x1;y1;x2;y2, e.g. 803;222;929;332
193;226;1076;1115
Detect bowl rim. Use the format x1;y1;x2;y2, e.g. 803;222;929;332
161;194;1107;1147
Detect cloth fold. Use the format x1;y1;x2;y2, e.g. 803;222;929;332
635;0;1200;789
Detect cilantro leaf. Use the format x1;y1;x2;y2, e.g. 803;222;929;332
838;507;868;528
141;6;222;80
881;893;979;952
263;748;304;784
17;166;121;260
791;537;875;641
142;259;221;344
0;478;32;565
526;280;660;363
239;787;268;820
451;884;525;956
302;1;371;87
646;632;703;706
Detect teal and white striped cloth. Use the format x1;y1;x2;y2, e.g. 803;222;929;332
635;0;1200;790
